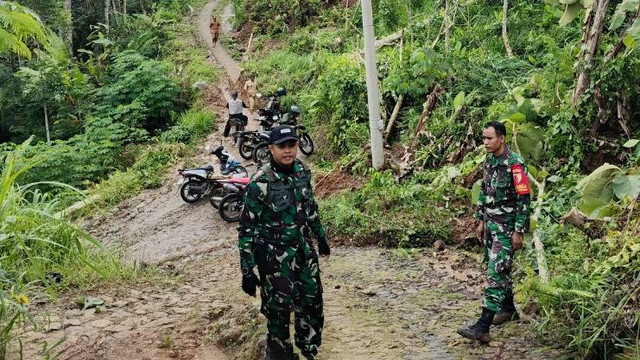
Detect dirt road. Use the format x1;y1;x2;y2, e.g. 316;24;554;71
10;1;567;359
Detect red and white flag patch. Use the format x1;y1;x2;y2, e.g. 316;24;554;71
511;164;531;195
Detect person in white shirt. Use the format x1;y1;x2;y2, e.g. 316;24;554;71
224;90;248;137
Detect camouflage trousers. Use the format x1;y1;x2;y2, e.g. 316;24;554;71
256;240;324;357
482;219;514;313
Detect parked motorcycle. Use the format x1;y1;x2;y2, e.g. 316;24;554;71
209;177;250;209
211;146;248;177
178;148;248;203
178;165;220;203
251;106;315;164
218;185;248;222
236;130;271;160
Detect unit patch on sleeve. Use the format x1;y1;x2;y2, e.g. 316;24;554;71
511;164;531;195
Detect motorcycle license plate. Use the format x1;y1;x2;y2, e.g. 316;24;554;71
178;177;185;186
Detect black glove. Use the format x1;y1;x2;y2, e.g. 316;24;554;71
242;270;259;297
317;239;330;256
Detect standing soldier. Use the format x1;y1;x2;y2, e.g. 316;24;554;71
457;121;531;342
244;74;258;115
210;17;220;46
238;125;330;360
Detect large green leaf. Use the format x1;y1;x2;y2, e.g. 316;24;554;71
559;3;583;26
576;164;622;216
453;92;465;111
514;123;544;163
627;18;640;40
612;174;640;200
610;0;638;30
471;179;482;204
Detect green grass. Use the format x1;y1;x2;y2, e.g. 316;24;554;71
0;140;140;356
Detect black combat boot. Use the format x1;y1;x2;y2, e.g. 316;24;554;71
457;307;495;343
493;292;520;325
265;341;298;360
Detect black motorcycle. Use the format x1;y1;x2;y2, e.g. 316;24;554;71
237;130;271;160
251;106;315;164
256;87;286;127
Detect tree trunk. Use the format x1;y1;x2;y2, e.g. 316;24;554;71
111;0;119;25
408;84;443;152
572;0;610;108
445;0;451;55
123;0;127;15
502;0;514;57
445;0;452;88
64;0;73;54
43;103;51;143
105;0;110;31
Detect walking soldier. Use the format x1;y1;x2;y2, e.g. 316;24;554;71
457;121;531;342
238;125;330;360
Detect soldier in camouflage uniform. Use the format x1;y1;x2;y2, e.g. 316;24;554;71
238;125;330;360
457;121;531;343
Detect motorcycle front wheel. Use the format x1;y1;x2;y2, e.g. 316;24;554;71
219;193;244;222
238;136;254;160
180;179;203;203
299;132;314;156
252;142;270;165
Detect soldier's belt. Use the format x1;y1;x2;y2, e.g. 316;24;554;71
485;199;517;208
257;233;301;246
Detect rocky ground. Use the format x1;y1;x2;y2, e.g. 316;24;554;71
7;1;570;359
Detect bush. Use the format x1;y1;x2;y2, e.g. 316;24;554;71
161;109;216;144
92;141;189;207
93;50;185;135
320;171;452;247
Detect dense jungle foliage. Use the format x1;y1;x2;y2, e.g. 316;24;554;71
230;0;640;357
0;0;217;354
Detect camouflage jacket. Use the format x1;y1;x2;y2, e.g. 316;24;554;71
237;159;327;273
474;148;531;233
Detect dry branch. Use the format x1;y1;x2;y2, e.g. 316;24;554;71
529;176;549;283
384;95;404;142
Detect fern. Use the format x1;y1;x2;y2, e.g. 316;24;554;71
0;1;49;58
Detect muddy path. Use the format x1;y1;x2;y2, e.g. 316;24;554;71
10;1;568;359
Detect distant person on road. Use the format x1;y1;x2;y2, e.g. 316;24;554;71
457;121;531;343
224;90;248;137
244;74;258;115
237;125;330;360
210;17;220;46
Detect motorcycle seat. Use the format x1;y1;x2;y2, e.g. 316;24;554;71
231;177;251;185
194;165;214;172
220;177;251;185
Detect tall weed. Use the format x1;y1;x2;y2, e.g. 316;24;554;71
0;139;134;355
